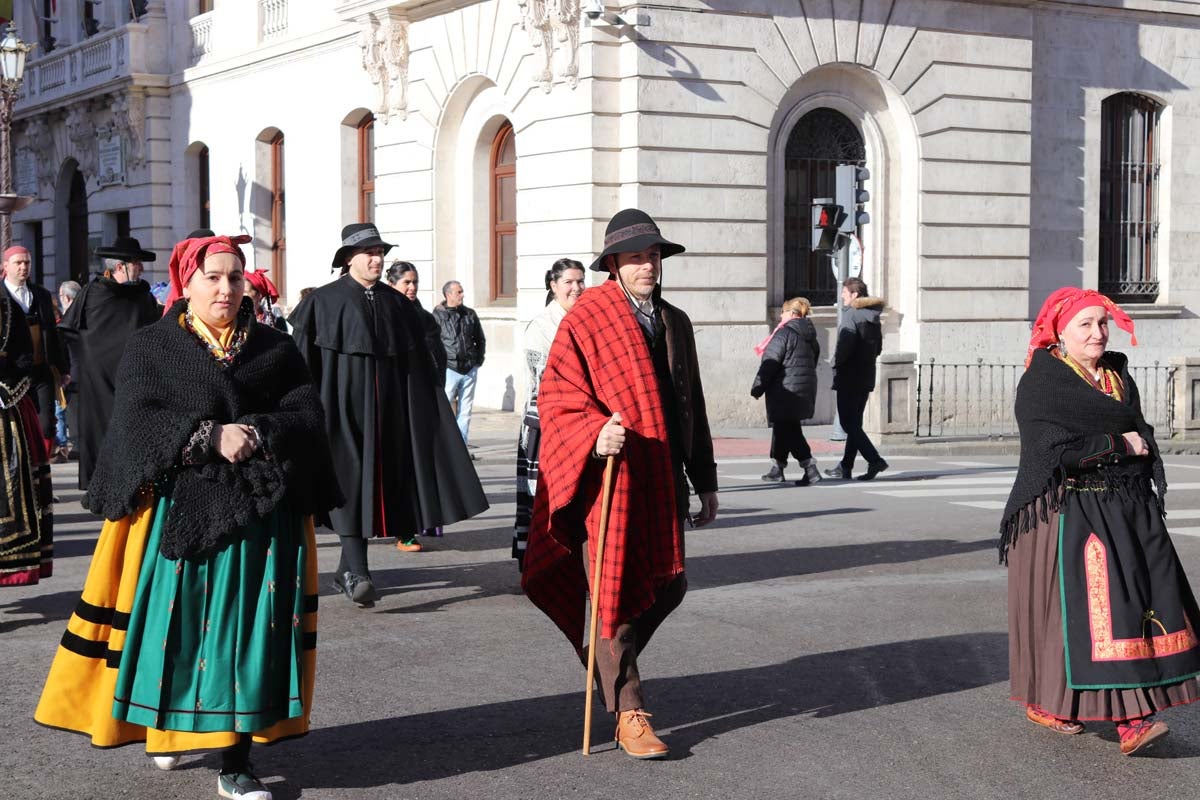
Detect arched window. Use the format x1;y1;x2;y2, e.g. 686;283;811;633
490;122;516;302
783;108;865;306
197;145;211;230
1100;93;1162;302
269;131;286;295
357;114;376;223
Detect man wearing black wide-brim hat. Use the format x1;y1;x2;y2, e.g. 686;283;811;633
58;235;161;490
289;223;488;607
522;208;719;759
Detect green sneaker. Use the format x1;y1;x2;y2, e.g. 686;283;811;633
217;770;272;800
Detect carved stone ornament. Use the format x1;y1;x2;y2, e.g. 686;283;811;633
65;103;97;176
19;114;58;188
111;90;147;167
519;0;580;93
359;12;410;122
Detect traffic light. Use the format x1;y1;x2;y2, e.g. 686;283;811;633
810;198;841;252
835;164;870;234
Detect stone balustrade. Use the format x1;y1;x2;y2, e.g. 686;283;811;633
261;0;288;41
17;25;146;112
191;13;214;64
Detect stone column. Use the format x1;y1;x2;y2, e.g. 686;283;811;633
1171;357;1200;441
864;351;917;440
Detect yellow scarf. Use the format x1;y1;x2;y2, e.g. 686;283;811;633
179;309;235;358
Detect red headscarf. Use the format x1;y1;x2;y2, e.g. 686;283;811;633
1026;287;1136;367
244;270;279;304
3;245;29;262
163;234;252;315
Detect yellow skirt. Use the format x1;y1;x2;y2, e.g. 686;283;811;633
34;499;319;755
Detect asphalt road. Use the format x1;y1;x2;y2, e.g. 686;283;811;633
6;443;1200;800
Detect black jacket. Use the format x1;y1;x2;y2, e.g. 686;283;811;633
410;296;447;386
433;302;486;374
833;297;884;393
58;277;162;489
751;316;820;422
84;299;342;561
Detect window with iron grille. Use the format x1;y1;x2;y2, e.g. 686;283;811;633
1099;93;1162;303
783;108;865;306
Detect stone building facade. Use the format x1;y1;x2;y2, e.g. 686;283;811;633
10;0;1200;428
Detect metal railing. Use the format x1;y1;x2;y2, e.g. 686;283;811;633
914;359;1022;439
914;359;1176;439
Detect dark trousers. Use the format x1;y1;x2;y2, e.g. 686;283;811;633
32;378;56;443
836;389;881;470
585;554;687;713
769;419;812;467
337;535;370;578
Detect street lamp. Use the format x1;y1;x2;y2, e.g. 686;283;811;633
0;23;34;253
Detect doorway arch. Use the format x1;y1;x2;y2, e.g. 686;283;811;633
782;108;866;307
55;159;89;284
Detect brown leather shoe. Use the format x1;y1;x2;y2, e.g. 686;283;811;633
1025;706;1084;735
615;709;669;759
1119;718;1169;755
395;540;423;552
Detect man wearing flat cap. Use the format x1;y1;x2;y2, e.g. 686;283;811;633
58;235;160;489
522;208;719;759
290;223;488;607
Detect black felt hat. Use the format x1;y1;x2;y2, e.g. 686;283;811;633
95;236;157;263
588;208;685;272
332;223;395;269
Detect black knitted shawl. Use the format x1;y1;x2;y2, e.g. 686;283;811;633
998;347;1165;563
84;298;342;559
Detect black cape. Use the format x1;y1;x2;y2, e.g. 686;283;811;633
289;275;487;538
58;278;160;489
84;299;342;560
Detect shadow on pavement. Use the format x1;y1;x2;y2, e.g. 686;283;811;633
282;631;1008;788
0;589;80;632
685;538;995;588
347;537;994;615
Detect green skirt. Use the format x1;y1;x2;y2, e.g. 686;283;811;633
112;496;310;734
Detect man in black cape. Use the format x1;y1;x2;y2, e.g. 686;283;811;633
290;223;489;606
57;236;160;489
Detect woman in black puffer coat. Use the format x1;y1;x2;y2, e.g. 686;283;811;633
751;297;821;485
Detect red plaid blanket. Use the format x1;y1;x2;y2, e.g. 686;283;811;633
521;280;684;648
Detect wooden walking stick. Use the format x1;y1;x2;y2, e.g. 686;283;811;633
582;453;617;755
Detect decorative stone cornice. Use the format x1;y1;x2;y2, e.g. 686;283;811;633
519;0;580;93
359;11;410;122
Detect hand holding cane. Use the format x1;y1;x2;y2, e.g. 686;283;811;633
583;415;621;755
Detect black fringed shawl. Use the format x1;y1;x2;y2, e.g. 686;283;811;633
84;299;343;560
998;348;1166;563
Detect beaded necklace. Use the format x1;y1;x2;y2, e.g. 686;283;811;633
1056;347;1124;401
183;305;251;368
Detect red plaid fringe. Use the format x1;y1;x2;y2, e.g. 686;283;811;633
521;280;684;648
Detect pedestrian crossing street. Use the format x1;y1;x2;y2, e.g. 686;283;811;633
716;455;1200;539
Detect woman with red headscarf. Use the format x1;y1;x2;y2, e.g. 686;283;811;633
36;235;341;800
1001;287;1200;756
244;269;287;331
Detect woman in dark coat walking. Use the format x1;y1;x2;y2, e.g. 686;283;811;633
751;297;821;485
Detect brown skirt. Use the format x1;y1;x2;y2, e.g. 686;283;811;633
1008;504;1200;722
